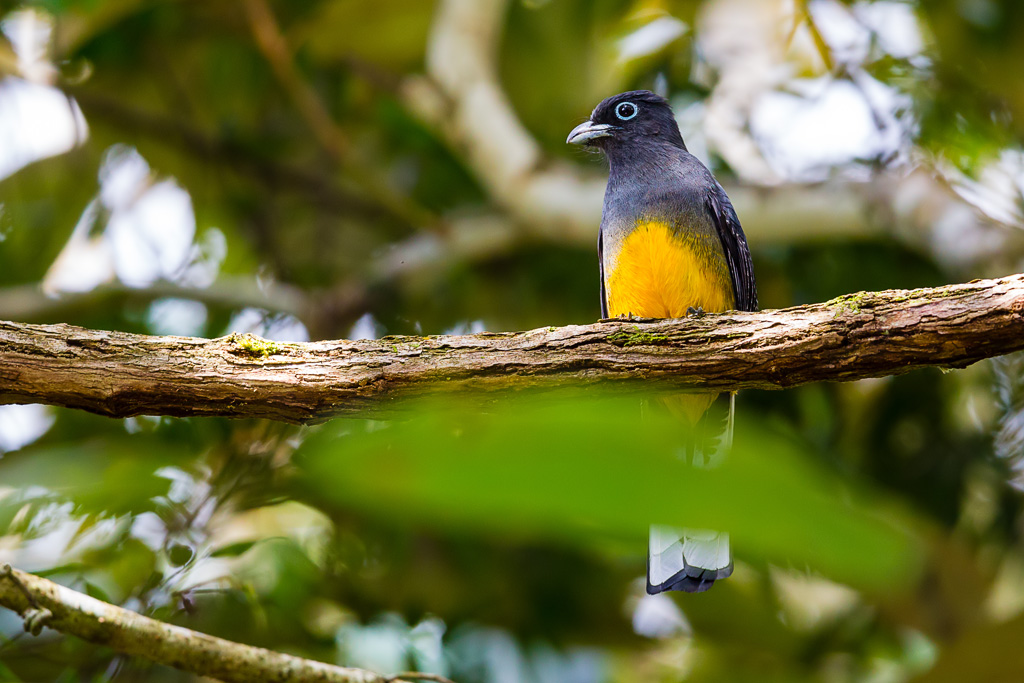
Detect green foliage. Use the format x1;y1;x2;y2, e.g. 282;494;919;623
297;394;921;589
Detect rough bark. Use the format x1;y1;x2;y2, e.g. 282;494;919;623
0;564;437;683
1;275;1023;423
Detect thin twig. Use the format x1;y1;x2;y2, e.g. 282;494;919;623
787;0;834;72
241;0;349;159
240;0;435;229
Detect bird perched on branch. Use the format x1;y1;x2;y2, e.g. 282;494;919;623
568;90;758;593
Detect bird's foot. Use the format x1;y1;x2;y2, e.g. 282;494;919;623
686;307;706;318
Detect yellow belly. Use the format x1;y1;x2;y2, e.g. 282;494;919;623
606;220;733;423
606;221;734;318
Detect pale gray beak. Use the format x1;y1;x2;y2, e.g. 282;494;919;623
566;120;617;145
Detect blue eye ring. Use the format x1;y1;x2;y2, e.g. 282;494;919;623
615;101;638;121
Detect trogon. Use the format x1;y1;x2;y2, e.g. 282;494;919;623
567;90;758;593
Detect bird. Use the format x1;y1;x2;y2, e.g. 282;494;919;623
567;90;757;593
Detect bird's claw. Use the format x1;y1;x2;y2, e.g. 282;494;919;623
686;307;706;318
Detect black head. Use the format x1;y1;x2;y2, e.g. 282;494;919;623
566;90;686;151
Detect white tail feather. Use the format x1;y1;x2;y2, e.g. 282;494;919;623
647;393;737;594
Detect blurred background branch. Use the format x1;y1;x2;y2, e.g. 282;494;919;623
241;0;352;161
0;564;411;683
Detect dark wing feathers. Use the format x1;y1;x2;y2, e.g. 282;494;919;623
706;187;758;312
598;230;609;318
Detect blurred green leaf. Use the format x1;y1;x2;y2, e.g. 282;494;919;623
0;435;186;515
296;394;923;589
81;579;112;604
82;537;158;599
210;540;259;558
0;659;22;682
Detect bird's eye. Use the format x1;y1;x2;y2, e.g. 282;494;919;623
615;102;638;121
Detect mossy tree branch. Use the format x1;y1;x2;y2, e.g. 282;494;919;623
1;275;1024;423
0;564;449;683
